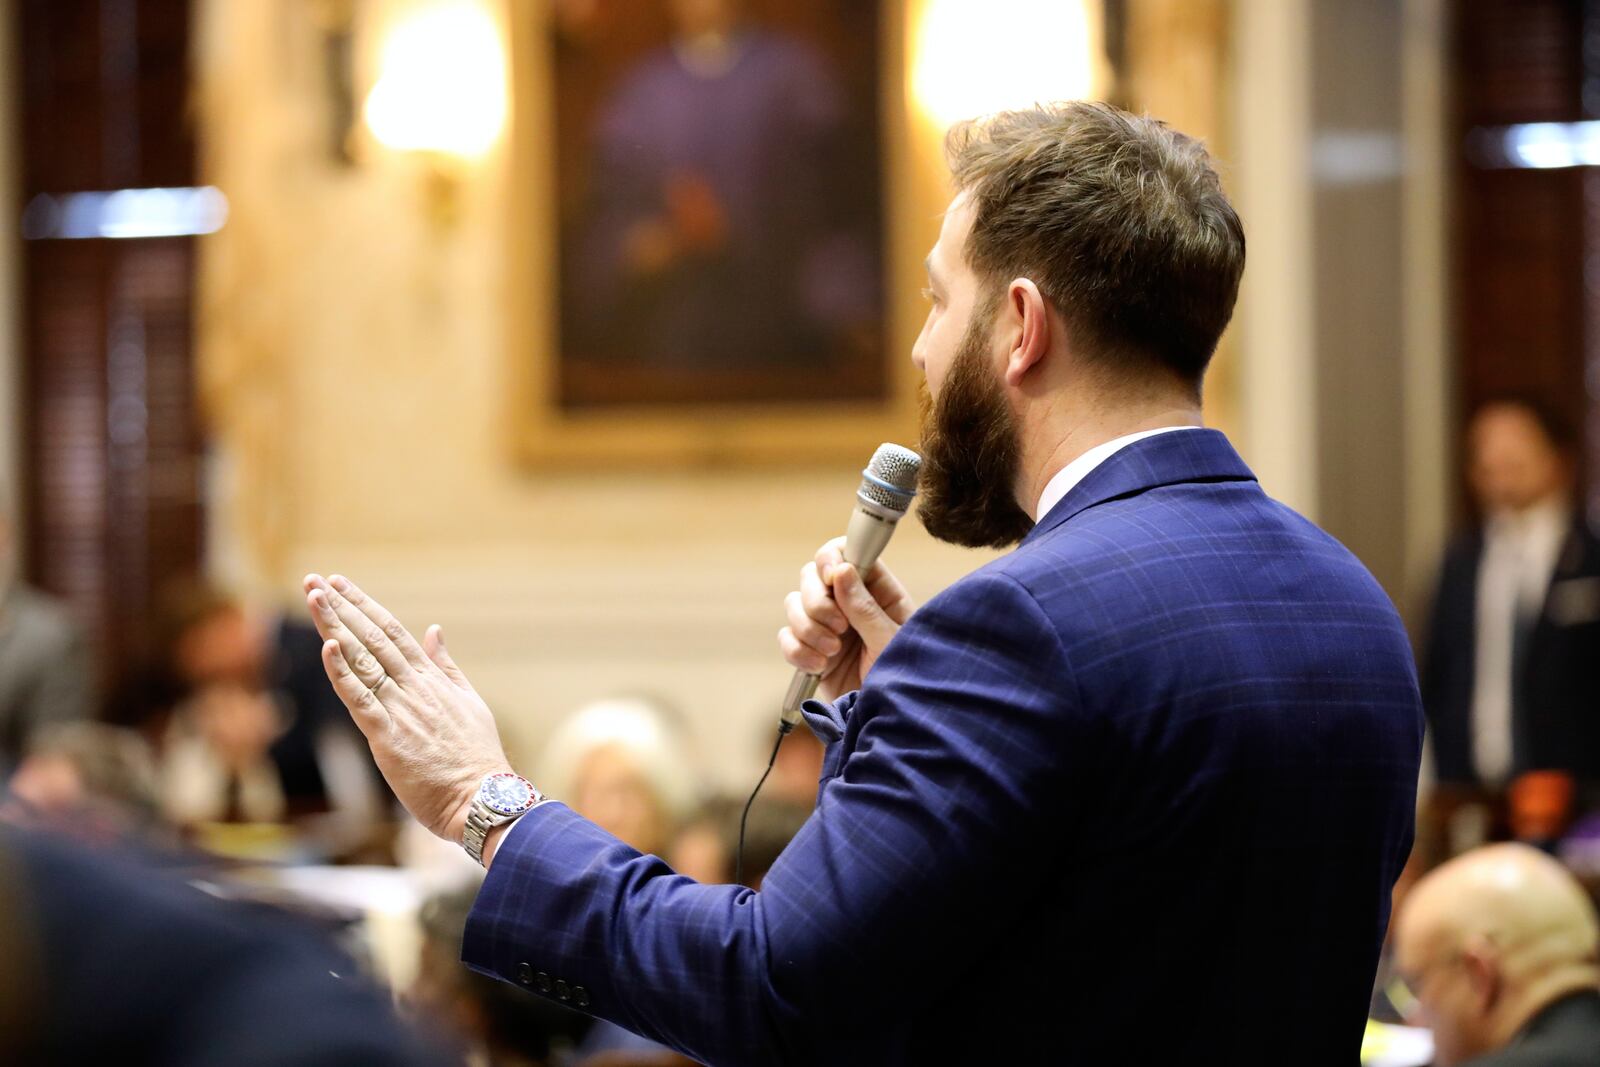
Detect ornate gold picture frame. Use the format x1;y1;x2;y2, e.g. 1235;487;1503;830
508;0;927;467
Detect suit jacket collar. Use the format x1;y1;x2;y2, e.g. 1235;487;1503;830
1022;428;1257;546
1460;510;1598;602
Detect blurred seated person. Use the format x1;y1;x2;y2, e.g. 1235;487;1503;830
668;793;811;892
0;827;446;1065
533;698;700;1062
765;718;825;807
534;697;699;858
667;713;823;886
1394;843;1600;1065
666;717;821;886
154;580;390;852
0;504;92;772
163;682;298;824
1421;399;1600;843
667;795;739;885
413;885;594;1067
2;722;165;848
733;796;810;890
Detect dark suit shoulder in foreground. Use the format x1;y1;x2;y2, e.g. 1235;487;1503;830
0;829;443;1066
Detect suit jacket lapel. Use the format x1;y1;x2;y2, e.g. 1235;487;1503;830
1022;429;1258;546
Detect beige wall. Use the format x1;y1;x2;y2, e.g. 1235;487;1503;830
1399;0;1452;615
1229;0;1450;620
1231;0;1317;517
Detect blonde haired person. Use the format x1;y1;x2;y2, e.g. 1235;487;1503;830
534;697;699;859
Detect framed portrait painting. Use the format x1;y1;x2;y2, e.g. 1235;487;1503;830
509;0;922;466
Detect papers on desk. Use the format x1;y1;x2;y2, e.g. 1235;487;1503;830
1361;1019;1434;1067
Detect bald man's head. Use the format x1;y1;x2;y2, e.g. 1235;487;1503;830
1394;844;1599;1066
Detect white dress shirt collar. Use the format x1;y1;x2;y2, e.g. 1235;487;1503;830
1034;426;1203;522
1485;495;1568;547
1471;494;1571;784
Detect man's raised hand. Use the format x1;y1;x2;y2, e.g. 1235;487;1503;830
303;573;511;844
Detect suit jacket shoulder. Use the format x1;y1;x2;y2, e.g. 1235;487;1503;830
1463;991;1600;1067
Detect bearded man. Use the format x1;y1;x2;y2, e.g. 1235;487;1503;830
303;103;1423;1066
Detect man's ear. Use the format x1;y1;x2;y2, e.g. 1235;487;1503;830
1003;278;1050;388
1461;942;1500;1015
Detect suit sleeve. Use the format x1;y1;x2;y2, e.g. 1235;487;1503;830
462;571;1085;1066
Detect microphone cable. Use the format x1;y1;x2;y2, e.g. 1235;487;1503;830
735;726;786;887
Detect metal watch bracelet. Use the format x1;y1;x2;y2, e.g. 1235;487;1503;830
462;779;544;866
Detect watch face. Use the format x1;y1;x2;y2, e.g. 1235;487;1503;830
478;773;537;816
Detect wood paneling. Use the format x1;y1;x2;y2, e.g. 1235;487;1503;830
15;0;202;686
1450;0;1590;508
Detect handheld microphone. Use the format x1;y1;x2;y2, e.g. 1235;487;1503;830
779;442;922;733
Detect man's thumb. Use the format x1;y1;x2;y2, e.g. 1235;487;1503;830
834;564;894;644
425;624;469;686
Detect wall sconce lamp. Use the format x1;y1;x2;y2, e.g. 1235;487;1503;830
364;0;506;228
911;0;1099;130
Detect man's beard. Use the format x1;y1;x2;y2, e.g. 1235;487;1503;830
916;303;1034;549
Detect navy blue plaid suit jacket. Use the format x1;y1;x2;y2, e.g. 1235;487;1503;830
464;429;1423;1066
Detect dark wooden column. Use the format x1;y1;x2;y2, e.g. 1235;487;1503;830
14;0;203;689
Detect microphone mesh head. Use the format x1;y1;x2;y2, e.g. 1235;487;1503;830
858;443;922;514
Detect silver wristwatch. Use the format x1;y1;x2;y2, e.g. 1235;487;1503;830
462;772;543;866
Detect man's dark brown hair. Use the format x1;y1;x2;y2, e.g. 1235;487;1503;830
946;102;1245;388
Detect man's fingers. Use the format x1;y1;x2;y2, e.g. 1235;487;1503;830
787;537;908;681
308;589;389;689
861;564;917;626
778;627;829;675
785;591;843;656
328;575;434;674
833;565;900;646
818;556;915;628
798;563;849;634
423;624;473;689
304;575;333;637
814;538;847;583
316;583;417;685
320;639;389;734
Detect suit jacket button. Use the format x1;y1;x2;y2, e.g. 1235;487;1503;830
515;963;534;987
574;986;590;1008
535;972;553;994
555;979;571;1001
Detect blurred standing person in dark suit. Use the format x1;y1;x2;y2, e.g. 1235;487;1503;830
1421;399;1600;845
0;505;92;772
